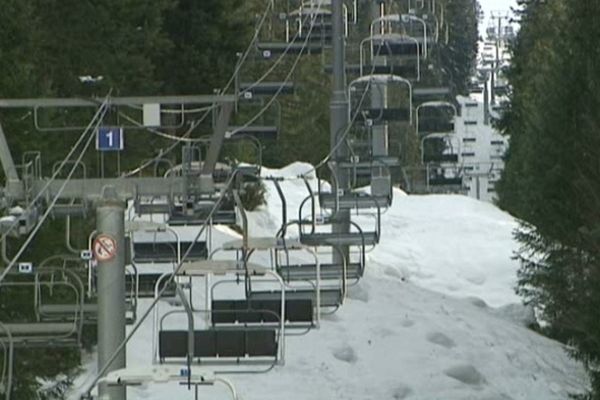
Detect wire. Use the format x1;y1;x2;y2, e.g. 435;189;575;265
118;2;325;153
119;118;210;178
0;96;110;246
118;0;276;176
117;112;210;144
0;96;111;283
230;1;325;135
222;1;275;94
299;44;386;179
81;170;242;397
238;13;314;95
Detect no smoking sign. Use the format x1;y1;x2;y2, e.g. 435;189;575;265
93;234;118;262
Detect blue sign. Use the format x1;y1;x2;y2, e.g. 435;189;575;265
96;127;124;151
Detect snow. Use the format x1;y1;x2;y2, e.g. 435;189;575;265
8;206;24;216
67;163;588;400
0;215;16;224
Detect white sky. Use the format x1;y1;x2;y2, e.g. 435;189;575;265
478;0;517;29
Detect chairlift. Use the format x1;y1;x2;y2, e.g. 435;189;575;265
0;268;84;348
255;1;333;56
212;185;328;319
349;74;413;125
256;42;324;57
359;33;422;80
128;229;208;265
216;236;325;326
412;86;452;104
154;261;285;373
323;63;415;77
210;280;315;330
368;13;433;59
97;368;240;400
297;179;381;249
416;101;457;136
420;133;460;164
227;98;282;141
314;162;392;211
427;165;463;187
238;82;295;97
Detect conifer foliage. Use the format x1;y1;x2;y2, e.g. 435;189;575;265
497;1;600;397
0;2;254;398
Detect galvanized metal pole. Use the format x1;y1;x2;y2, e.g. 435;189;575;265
483;74;490;126
96;186;126;400
370;1;391;199
330;0;350;265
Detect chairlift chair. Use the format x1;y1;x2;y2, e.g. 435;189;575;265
238;82;295;97
227;98;282;141
416;101;457;136
427;166;463;187
360;33;423;81
0;268;84;348
412;86;453;105
128;236;208;265
349;74;413;125
211;185;328;320
154;261;285;373
97;368;240;400
296;180;381;249
421;133;460;164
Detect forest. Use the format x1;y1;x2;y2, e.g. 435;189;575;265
0;0;478;398
496;0;600;398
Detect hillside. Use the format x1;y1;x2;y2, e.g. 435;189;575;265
68;163;588;400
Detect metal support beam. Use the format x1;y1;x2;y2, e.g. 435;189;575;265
202;102;234;178
330;0;350;266
484;77;490;126
0;95;235;109
0;176;227;202
0;122;19;183
96;186;126;400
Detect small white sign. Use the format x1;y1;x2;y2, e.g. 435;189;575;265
80;250;93;261
143;103;161;127
18;262;33;274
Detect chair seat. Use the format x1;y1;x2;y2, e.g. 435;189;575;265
300;232;378;247
277;262;363;281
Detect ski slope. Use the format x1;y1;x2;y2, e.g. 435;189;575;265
68;163;588;400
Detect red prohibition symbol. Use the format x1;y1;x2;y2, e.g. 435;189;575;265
93;234;117;262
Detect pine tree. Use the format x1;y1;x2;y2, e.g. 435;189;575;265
498;0;600;397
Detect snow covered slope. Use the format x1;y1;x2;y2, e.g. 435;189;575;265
69;163;588;400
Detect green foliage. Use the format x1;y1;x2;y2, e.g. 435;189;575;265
159;0;255;94
497;0;600;396
34;0;175;96
439;0;480;95
0;1;255;397
240;180;267;211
